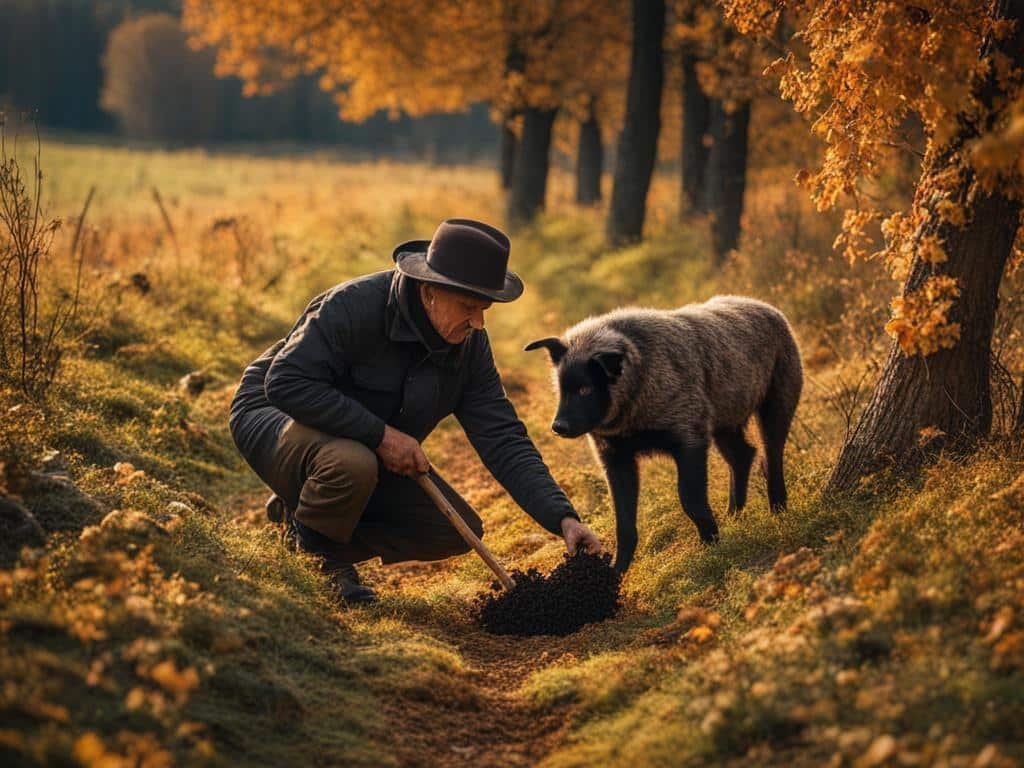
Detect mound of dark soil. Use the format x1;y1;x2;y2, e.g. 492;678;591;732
474;551;621;636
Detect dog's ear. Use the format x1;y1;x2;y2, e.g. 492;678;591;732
592;351;624;380
524;337;568;364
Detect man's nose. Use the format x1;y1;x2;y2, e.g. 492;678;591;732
469;309;485;330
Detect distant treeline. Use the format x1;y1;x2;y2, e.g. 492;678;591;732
0;0;497;158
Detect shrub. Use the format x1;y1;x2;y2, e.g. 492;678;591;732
100;14;218;143
0;117;82;398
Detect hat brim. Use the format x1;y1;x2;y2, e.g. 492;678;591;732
392;242;524;303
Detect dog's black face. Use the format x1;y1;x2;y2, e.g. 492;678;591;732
551;358;613;437
524;337;624;439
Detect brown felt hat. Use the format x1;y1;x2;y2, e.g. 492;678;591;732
392;218;524;302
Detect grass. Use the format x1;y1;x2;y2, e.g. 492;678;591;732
1;139;1022;766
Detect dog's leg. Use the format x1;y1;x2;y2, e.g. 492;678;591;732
713;427;756;514
757;399;793;514
674;441;719;544
600;444;640;573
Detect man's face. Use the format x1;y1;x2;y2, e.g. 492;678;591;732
421;284;492;344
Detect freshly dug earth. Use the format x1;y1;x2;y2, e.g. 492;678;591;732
474;551;621;636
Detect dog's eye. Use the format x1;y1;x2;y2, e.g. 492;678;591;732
578;385;593;397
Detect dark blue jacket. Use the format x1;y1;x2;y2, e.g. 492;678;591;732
230;270;577;534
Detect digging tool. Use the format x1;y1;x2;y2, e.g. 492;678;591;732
415;473;516;591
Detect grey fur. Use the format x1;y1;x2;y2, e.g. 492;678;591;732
533;295;803;570
562;296;802;445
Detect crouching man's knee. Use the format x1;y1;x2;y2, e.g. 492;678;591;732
313;439;378;493
296;438;380;541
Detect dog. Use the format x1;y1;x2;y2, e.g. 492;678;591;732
526;296;802;572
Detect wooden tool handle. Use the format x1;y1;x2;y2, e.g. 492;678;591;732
416;473;516;591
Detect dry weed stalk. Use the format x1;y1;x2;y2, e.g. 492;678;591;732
0;115;83;398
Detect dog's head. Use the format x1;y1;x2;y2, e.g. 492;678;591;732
524;336;624;438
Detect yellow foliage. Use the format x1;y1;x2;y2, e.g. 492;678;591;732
112;462;147;486
727;0;1023;346
885;275;961;355
917;234;947;265
686;624;716;643
73;732;126;768
183;0;629;123
148;659;200;698
936;199;968;227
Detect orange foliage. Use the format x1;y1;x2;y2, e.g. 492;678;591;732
183;0;630;128
725;0;1024;356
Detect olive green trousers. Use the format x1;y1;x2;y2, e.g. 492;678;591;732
266;419;484;564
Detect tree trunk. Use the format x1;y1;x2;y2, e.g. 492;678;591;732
607;0;666;246
681;50;710;215
506;106;557;226
827;0;1024;494
500;118;518;190
576;110;603;204
500;34;525;190
704;99;750;263
1015;378;1024;438
827;192;1019;492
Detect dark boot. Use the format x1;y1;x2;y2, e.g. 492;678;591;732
324;560;377;605
265;493;289;523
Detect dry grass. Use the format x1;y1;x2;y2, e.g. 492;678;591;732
0;140;1021;767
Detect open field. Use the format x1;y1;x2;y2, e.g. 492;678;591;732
1;141;1022;767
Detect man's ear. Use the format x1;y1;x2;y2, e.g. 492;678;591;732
592;351;624;380
420;282;436;307
524;337;568;364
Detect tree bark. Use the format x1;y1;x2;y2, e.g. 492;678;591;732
500;118;518;190
576;109;603;204
1016;380;1024;438
826;190;1020;493
607;0;666;246
703;99;751;263
681;50;711;215
506;106;557;226
500;33;525;190
827;0;1024;493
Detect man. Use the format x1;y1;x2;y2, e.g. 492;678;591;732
230;218;601;604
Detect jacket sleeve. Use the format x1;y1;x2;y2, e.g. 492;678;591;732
264;291;387;448
454;332;579;535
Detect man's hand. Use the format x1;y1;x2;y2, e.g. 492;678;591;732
376;425;429;476
560;517;602;556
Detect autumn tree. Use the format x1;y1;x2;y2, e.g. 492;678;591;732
506;0;629;219
185;0;628;225
567;10;631;206
727;0;1024;490
679;23;711;214
576;101;604;203
608;0;667;245
675;2;767;261
102;13;219;142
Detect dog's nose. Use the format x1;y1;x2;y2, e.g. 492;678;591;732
552;419;570;436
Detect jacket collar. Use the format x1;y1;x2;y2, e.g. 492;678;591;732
386;271;470;365
385;271;421;344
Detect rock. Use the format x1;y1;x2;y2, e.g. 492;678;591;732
39;450;69;477
99;509;168;540
0;496;45;550
178;371;208;397
165;501;193;517
130;272;151;294
156;501;192;532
